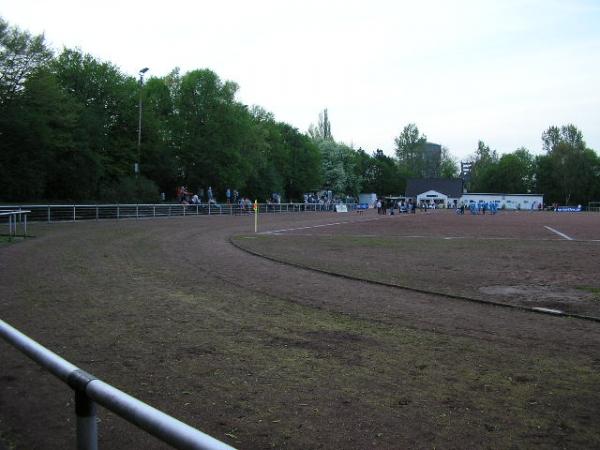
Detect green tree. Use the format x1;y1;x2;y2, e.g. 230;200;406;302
308;108;333;141
439;146;459;179
279;124;322;201
394;123;427;177
316;139;361;197
51;49;146;199
537;125;599;205
468;140;499;192
0;18;57;200
137;75;179;197
173;69;252;198
473;148;535;194
0;17;52;106
365;149;404;196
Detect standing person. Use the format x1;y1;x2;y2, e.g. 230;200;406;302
233;189;239;204
376;199;382;215
207;186;213;203
226;188;231;204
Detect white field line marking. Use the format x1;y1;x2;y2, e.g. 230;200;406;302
532;307;564;315
544;226;574;241
260;217;383;235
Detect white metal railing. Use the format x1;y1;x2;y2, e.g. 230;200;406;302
0;203;353;223
0;210;30;237
0;319;235;450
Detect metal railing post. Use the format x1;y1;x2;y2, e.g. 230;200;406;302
48;205;51;223
96;206;99;221
73;205;76;222
208;202;211;216
117;205;120;220
0;319;234;450
75;390;98;450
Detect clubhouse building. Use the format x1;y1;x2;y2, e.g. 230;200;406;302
405;178;544;210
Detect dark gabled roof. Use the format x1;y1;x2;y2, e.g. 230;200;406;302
405;178;464;198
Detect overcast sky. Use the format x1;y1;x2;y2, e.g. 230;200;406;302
2;0;599;159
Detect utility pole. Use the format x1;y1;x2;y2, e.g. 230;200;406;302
136;67;149;177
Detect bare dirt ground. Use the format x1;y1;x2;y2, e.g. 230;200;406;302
1;210;600;449
233;210;600;317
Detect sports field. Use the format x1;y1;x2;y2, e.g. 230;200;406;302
1;209;600;449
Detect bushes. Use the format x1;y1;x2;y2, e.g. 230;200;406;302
98;176;160;203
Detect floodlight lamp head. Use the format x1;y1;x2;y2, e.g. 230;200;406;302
139;67;149;74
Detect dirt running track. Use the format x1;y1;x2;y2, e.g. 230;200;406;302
1;210;600;449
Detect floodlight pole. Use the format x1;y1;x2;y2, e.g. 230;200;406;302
136;67;149;177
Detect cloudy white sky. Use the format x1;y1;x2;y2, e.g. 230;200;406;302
2;0;599;159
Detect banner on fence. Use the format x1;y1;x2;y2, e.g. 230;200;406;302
335;204;348;213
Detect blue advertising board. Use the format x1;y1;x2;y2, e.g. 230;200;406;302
557;206;582;212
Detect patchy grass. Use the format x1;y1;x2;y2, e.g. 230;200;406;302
0;235;23;246
2;217;600;449
577;286;600;300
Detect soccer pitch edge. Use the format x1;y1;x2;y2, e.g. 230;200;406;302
231;220;600;323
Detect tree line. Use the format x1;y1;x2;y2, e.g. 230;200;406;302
1;17;598;205
0;18;321;203
463;125;600;205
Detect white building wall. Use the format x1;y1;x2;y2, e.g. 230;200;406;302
416;190;448;204
414;190;462;207
359;193;378;207
460;193;544;210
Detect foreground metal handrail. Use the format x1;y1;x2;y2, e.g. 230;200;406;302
0;319;235;450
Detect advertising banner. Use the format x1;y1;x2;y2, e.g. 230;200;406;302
557;206;582;212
